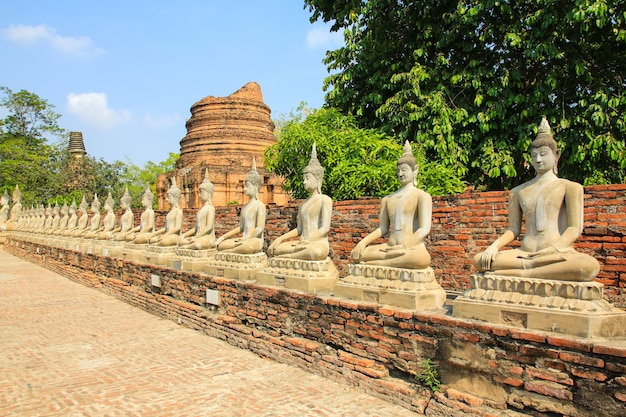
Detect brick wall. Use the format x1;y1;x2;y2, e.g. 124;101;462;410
6;238;626;416
143;184;626;304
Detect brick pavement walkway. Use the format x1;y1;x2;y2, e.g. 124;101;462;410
0;248;416;416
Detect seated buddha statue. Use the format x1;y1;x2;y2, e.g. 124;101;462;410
0;189;10;231
179;169;216;250
473;118;600;282
4;185;22;231
68;197;90;236
81;194;102;238
129;185;156;243
97;192;117;239
216;159;266;254
148;177;183;246
267;144;332;261
111;187;134;240
351;141;432;269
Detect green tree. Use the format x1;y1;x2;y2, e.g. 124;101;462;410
0;86;67;204
264;105;465;200
119;152;179;208
305;0;626;189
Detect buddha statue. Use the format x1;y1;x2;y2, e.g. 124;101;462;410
148;177;183;246
4;185;22;231
35;205;47;232
62;200;79;235
351;141;432;269
179;169;216;250
45;203;61;234
0;189;10;231
129;185;156;243
112;187;134;240
216;159;266;254
97;192;117;239
267;144;332;261
69;197;90;236
81;194;102;238
54;203;70;233
473;118;600;282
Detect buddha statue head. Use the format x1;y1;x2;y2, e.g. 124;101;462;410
303;143;325;193
79;196;88;214
166;177;181;206
1;189;9;207
245;158;263;197
120;187;132;209
199;168;215;201
142;183;154;208
397;141;418;186
105;192;115;212
530;117;561;174
12;185;21;204
91;194;101;213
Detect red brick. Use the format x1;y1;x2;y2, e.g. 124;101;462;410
546;336;592;352
494;376;524;387
559;351;605;368
524;381;573;401
571;366;608;382
592;344;626;358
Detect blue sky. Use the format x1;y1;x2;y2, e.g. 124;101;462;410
0;1;342;166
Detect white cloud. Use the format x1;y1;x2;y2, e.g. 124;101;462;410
66;93;131;129
306;25;343;49
142;113;184;130
3;24;104;57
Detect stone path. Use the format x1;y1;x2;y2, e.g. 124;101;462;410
0;248;416;416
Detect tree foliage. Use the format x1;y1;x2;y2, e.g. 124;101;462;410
0;86;178;208
305;0;626;189
264;105;466;200
119;152;179;208
0;86;67;204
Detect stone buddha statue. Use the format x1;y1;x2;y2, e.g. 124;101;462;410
45;203;61;234
55;203;70;233
179;169;216;250
0;189;10;231
35;205;47;232
111;187;134;240
129;185;156;243
473;118;599;281
62;200;79;235
148;177;183;246
267;144;332;261
351;141;432;269
81;194;102;238
97;192;117;239
69;197;90;236
216;159;266;254
4;185;22;231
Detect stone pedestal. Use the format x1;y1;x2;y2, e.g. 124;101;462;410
453;274;626;338
256;257;338;293
170;248;216;272
98;240;125;258
120;243;150;263
205;252;267;280
334;265;446;310
144;245;177;266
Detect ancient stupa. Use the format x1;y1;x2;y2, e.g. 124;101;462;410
69;131;87;159
156;82;288;209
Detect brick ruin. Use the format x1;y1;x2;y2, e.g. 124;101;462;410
4;184;626;415
156;82;289;209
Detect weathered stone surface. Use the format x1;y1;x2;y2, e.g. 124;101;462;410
157;82;288;208
453;274;626;337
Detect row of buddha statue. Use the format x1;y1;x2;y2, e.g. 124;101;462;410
3;119;624;337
